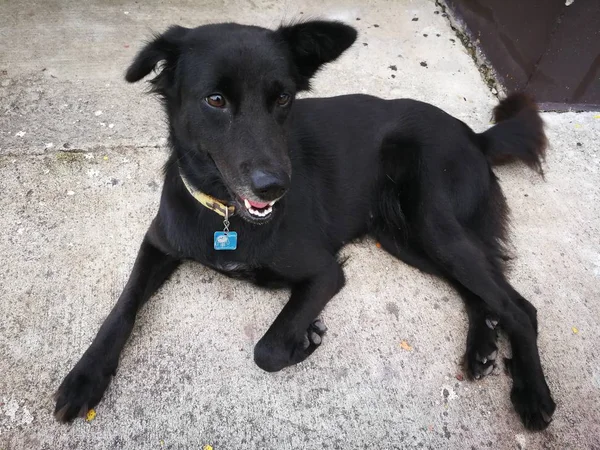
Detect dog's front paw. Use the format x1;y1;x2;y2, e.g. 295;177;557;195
254;319;327;372
54;358;114;423
506;358;556;430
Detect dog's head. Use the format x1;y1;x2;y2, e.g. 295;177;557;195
125;21;356;223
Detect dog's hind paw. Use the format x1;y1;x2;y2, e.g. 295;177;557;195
464;316;499;380
510;383;555;430
465;346;499;380
505;357;556;430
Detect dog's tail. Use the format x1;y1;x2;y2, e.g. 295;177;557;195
478;93;547;175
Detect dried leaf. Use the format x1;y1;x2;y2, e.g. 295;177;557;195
399;340;413;351
572;327;579;334
375;241;382;248
203;446;213;450
85;409;96;422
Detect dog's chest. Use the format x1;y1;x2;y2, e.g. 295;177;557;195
212;261;249;274
203;258;285;288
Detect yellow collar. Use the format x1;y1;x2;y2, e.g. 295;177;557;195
180;173;235;218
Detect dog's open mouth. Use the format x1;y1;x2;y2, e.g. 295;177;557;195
242;198;278;218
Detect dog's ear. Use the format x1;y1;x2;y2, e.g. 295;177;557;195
276;20;357;90
125;25;189;85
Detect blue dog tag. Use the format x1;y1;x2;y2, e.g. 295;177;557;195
214;231;237;250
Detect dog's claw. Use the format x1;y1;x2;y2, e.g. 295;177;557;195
541;409;553;423
301;335;310;350
476;352;488;364
309;331;322;345
486;318;499;329
312;320;327;333
483;364;494;376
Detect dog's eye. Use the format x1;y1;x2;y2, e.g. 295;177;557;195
276;93;291;106
206;94;226;108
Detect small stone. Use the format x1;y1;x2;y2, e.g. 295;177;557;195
1;79;11;87
45;143;54;148
373;24;379;28
124;11;129;15
389;65;397;71
108;123;115;129
67;191;75;196
420;61;428;67
412;17;419;21
491;87;498;95
15;131;26;137
423;33;428;37
94;110;103;116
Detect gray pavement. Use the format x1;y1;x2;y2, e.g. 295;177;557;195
1;1;599;449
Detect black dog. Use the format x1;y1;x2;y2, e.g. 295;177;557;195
54;20;555;430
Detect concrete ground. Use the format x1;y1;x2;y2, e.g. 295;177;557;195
1;0;599;448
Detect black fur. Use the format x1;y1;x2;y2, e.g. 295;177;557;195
54;21;555;430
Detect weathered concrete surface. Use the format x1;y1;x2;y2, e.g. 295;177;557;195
1;1;599;449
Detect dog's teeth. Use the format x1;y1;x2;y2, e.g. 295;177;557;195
244;199;251;210
269;200;276;206
247;205;273;218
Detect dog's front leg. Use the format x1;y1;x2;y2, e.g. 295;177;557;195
54;221;180;422
254;258;345;372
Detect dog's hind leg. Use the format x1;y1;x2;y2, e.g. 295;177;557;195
375;229;499;379
419;213;555;430
54;218;180;423
375;231;443;276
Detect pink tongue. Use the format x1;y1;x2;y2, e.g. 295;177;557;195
248;199;269;209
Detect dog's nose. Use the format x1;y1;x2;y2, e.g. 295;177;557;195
250;170;289;199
